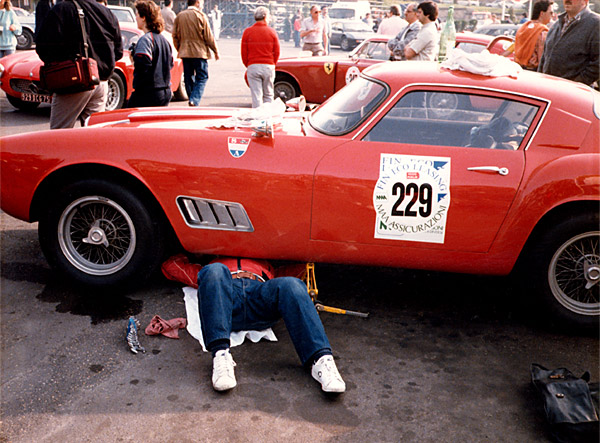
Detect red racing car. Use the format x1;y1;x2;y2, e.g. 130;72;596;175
274;32;514;103
0;22;186;112
1;61;598;330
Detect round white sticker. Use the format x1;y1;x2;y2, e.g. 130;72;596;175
345;66;361;85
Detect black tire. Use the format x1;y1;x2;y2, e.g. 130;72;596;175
16;28;34;50
274;75;299;102
173;75;188;101
106;72;126;111
6;93;41;111
38;179;166;288
528;212;599;331
340;36;351;51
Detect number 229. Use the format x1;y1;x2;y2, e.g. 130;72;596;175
391;182;433;217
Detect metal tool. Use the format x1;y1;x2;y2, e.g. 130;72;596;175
305;263;369;318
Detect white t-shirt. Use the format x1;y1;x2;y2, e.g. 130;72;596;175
301;17;325;44
407;21;439;61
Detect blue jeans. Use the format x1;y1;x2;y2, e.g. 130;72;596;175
197;263;332;366
182;58;208;106
0;49;15;58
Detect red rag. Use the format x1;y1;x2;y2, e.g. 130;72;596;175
145;315;187;339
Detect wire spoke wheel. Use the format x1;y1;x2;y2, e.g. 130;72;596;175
548;231;600;316
58;196;136;276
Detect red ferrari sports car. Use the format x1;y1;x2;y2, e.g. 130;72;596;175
0;23;186;112
1;61;598;330
274;32;514;103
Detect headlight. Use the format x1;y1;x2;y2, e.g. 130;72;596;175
0;63;4;79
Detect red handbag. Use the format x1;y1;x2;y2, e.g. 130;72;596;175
40;57;99;93
39;0;100;94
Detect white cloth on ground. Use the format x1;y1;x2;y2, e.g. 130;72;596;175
183;286;278;352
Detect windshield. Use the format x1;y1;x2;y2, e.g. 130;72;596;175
329;8;356;19
310;77;387;135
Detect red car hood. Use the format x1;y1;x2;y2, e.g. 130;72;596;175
87;106;308;136
1;50;42;78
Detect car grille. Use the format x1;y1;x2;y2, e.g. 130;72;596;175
10;78;50;95
177;196;254;232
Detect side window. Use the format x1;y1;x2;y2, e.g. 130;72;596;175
368;42;390;60
364;91;538;150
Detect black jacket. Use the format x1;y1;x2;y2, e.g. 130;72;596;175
36;0;123;81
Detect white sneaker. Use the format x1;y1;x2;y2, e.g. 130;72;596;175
212;349;237;391
311;355;346;393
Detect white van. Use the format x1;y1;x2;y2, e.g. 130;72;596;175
328;1;371;21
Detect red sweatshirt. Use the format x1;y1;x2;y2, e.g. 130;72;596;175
241;21;280;67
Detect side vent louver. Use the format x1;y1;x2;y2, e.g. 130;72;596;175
176;196;254;232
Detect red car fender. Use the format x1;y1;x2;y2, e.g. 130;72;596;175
488;151;599;270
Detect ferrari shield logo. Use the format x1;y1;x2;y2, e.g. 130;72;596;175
228;137;250;158
324;62;334;75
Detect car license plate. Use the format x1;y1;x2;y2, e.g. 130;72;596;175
21;92;52;103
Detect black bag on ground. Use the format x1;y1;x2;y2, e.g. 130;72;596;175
531;363;599;443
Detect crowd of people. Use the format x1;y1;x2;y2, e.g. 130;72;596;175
381;0;598;82
4;0;598;124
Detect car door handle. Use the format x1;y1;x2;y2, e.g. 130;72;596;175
467;166;509;176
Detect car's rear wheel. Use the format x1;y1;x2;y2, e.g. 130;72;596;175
38;179;166;288
528;212;599;331
16;28;34;50
341;36;351;51
6;94;41;111
274;75;299;101
106;72;126;111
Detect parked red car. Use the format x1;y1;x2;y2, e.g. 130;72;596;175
274;33;514;103
0;23;186;112
1;62;598;330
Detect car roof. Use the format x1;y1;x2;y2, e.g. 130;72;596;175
362;61;596;113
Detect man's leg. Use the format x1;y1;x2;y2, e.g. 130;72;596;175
78;81;107;125
246;64;264;108
50;88;98;129
190;58;209;106
197;263;238;391
254;277;331;365
182;58;196;103
262;65;275;104
251;277;345;393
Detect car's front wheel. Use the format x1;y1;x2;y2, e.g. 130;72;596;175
16;28;34;50
105;72;126;111
38;179;166;288
529;212;599;331
340;36;351;51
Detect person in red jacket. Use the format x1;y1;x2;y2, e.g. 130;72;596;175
241;6;280;107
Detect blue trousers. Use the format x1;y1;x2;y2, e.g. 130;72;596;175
197;263;332;366
182;58;208;106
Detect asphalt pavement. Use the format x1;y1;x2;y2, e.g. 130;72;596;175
1;37;599;443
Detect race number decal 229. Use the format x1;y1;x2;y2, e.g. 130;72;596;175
373;154;451;244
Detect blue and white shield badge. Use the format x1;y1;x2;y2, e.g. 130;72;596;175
228;137;250;158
